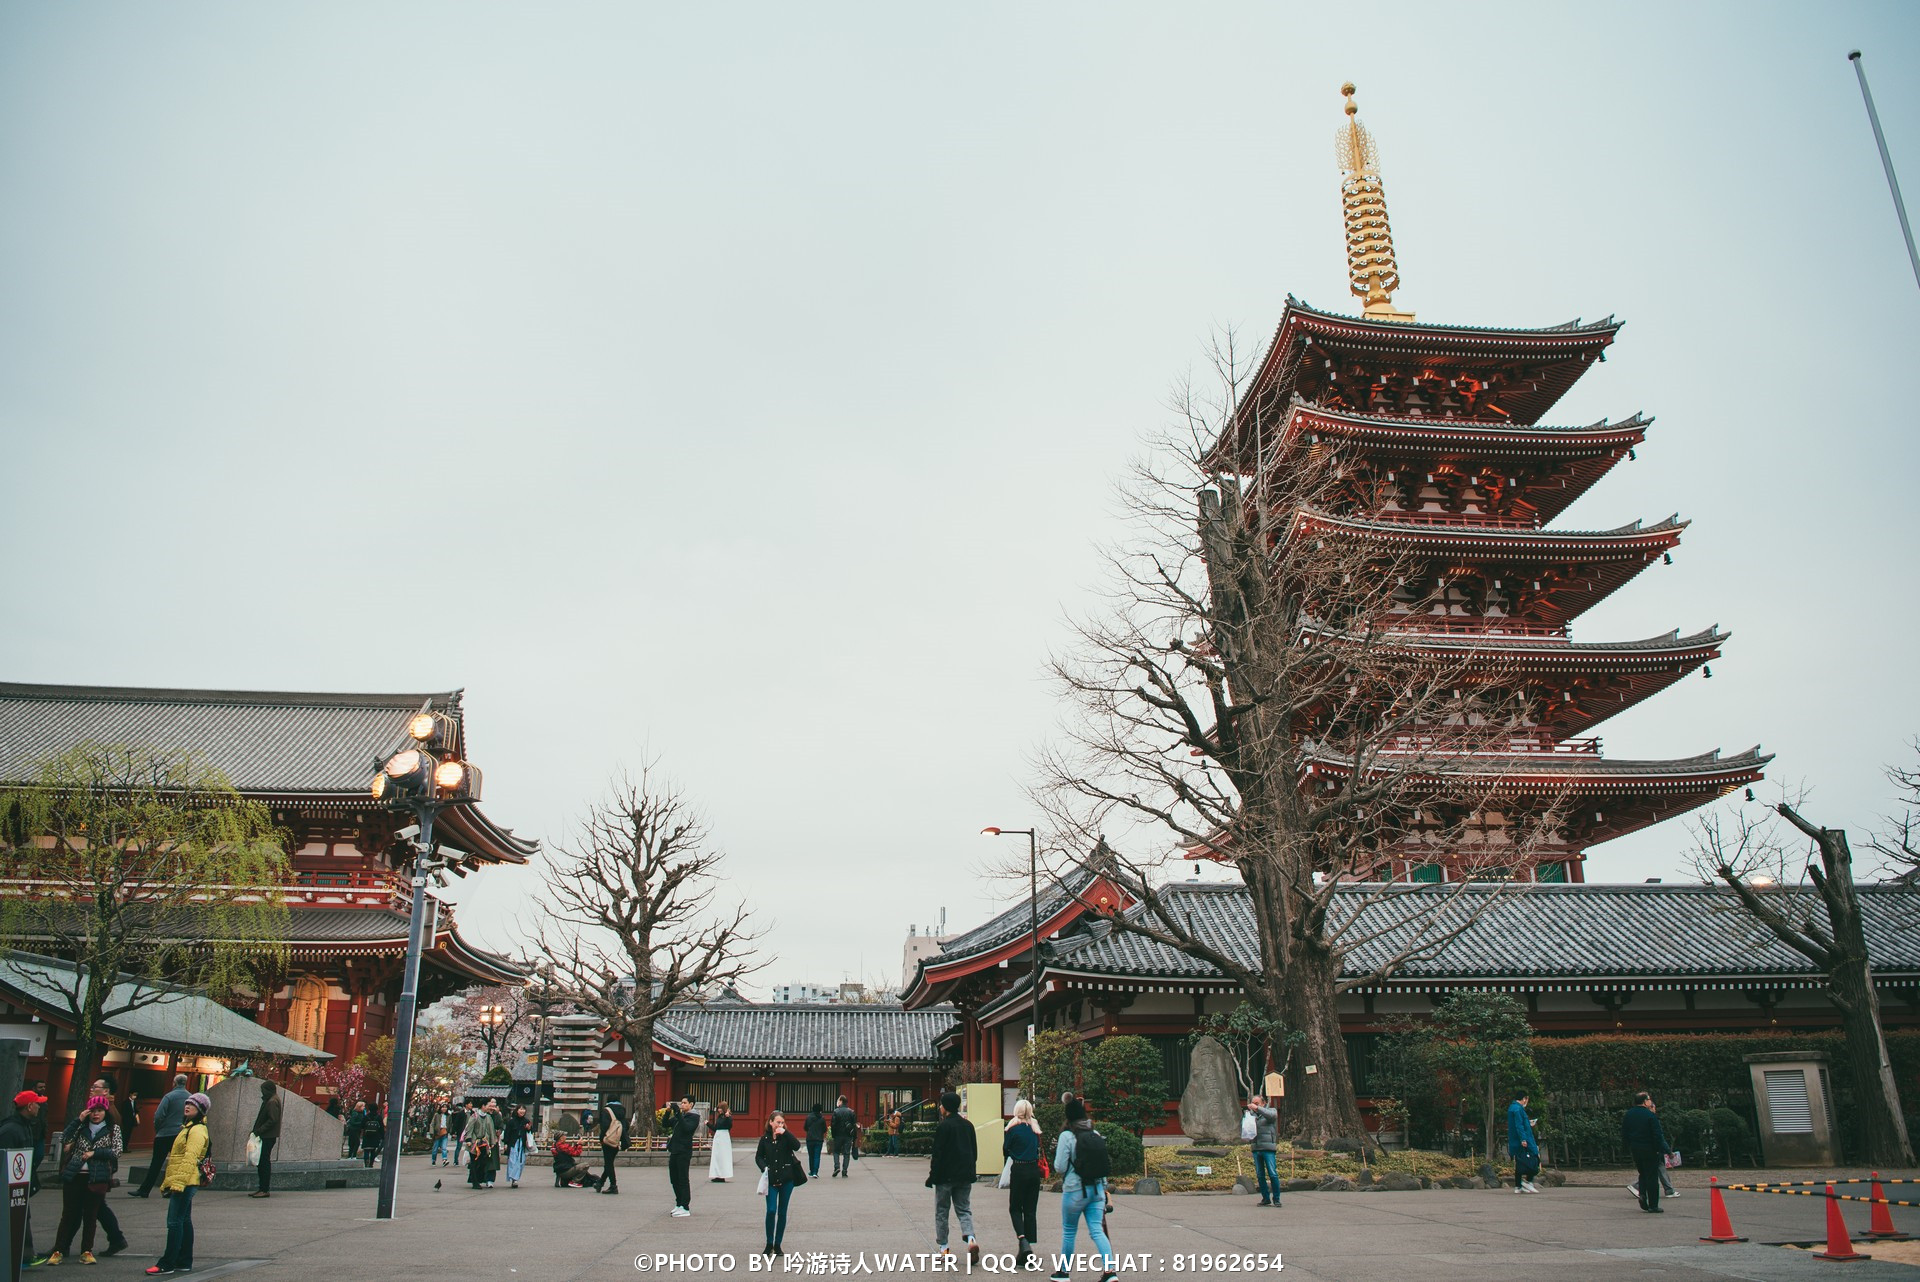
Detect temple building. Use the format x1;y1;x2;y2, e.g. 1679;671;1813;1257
0;681;530;1127
1198;84;1767;882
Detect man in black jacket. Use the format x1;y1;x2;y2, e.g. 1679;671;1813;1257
667;1095;701;1216
926;1092;978;1262
2;1089;48;1265
1620;1092;1669;1213
132;1074;190;1198
830;1096;858;1177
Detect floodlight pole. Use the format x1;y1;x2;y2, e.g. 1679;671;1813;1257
1849;51;1920;292
375;800;440;1220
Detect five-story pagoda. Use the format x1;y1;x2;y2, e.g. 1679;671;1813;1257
1207;85;1767;882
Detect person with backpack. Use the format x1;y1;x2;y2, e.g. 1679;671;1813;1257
926;1092;978;1263
1049;1097;1115;1282
1244;1094;1280;1207
803;1103;827;1178
829;1095;858;1178
146;1091;212;1276
597;1100;625;1195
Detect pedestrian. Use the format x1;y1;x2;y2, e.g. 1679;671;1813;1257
755;1111;805;1257
430;1104;451;1166
1245;1094;1280;1207
707;1101;735;1183
504;1104;531;1188
1507;1089;1541;1195
1627;1099;1680;1203
28;1079;51;1193
597;1100;625;1196
830;1095;857;1177
803;1103;827;1178
2;1088;48;1266
887;1109;902;1157
146;1091;212;1277
360;1105;387;1168
927;1091;979;1263
465;1100;499;1188
448;1100;469;1167
345;1100;368;1159
1003;1099;1043;1270
325;1096;345;1121
1621;1091;1669;1213
1049;1097;1116;1282
132;1075;191;1200
246;1080;282;1199
49;1095;120;1265
667;1093;700;1217
551;1135;586;1187
82;1078;129;1254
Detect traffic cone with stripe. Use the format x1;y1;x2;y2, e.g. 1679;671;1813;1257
1813;1182;1870;1262
1700;1178;1748;1244
1862;1172;1912;1242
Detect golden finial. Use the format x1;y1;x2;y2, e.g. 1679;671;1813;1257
1336;83;1413;323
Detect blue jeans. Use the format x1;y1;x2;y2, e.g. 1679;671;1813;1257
1059;1179;1112;1264
886;1134;899;1155
431;1134;449;1163
805;1139;822;1176
764;1181;793;1248
1253;1149;1280;1202
160;1187;195;1270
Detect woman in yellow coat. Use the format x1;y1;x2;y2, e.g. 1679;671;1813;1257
147;1092;211;1276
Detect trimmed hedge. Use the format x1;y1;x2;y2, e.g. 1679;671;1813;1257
1532;1029;1920;1166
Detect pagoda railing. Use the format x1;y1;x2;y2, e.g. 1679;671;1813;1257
289;868;412;905
1371;508;1541;530
1384;616;1571;640
1382;733;1602;756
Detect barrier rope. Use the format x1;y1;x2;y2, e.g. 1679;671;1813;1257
1723;1184;1920;1208
1724;1178;1918;1188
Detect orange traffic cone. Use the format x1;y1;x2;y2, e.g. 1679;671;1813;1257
1701;1178;1748;1244
1813;1182;1870;1262
1862;1172;1912;1242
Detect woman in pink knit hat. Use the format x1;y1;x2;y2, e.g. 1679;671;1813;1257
49;1095;121;1264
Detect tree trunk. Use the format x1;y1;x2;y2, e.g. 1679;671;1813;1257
1831;954;1916;1167
1485;1073;1498;1165
1279;947;1370;1148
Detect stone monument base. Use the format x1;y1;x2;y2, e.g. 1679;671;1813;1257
130;1158;380;1192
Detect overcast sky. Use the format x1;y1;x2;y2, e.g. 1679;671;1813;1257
3;2;1916;996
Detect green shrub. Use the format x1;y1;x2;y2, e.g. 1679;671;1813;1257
1102;1127;1144;1177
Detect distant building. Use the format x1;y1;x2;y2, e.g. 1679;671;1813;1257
770;983;837;1004
901;911;949;991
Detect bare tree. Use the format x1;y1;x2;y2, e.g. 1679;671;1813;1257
1037;332;1562;1146
529;768;763;1119
1691;792;1916;1168
0;743;290;1116
1872;737;1920;880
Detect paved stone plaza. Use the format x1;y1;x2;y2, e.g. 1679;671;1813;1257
27;1153;1920;1282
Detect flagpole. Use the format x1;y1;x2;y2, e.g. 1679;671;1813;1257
1848;50;1920;292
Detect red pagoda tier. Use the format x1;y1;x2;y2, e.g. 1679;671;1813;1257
1199;87;1769;882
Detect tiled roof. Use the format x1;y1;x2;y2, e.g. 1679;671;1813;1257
1044;883;1920;984
0;951;331;1059
931;861;1107;965
0;682;457;794
1283;295;1622;339
1381;627;1727;656
652;1003;958;1065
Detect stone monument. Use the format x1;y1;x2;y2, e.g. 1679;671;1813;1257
132;1077;373;1191
1178;1035;1243;1144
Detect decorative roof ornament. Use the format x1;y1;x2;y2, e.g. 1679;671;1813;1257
1337;82;1414;323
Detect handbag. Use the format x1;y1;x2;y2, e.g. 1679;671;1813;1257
1038;1154;1050;1179
1664;1151;1682;1169
790;1164;807;1187
199;1157;218;1185
756;1170;769;1196
245;1134;263;1166
997;1157;1013;1189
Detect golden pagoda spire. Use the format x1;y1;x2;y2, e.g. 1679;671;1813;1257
1337;82;1414;323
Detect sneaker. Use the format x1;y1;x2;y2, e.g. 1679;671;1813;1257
1049;1273;1070;1282
1513;1185;1526;1193
1666;1189;1680;1199
102;1242;128;1257
78;1254;96;1266
1522;1181;1541;1193
1258;1198;1271;1206
145;1269;174;1276
967;1239;979;1264
670;1207;690;1218
1626;1182;1640;1197
43;1254;62;1266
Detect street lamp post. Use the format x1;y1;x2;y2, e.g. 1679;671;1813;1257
533;963;553;1134
367;708;484;1220
477;1004;504;1073
981;827;1041;1043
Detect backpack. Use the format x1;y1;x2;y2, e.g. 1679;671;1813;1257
1071;1128;1110;1184
1240;1112;1258;1142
